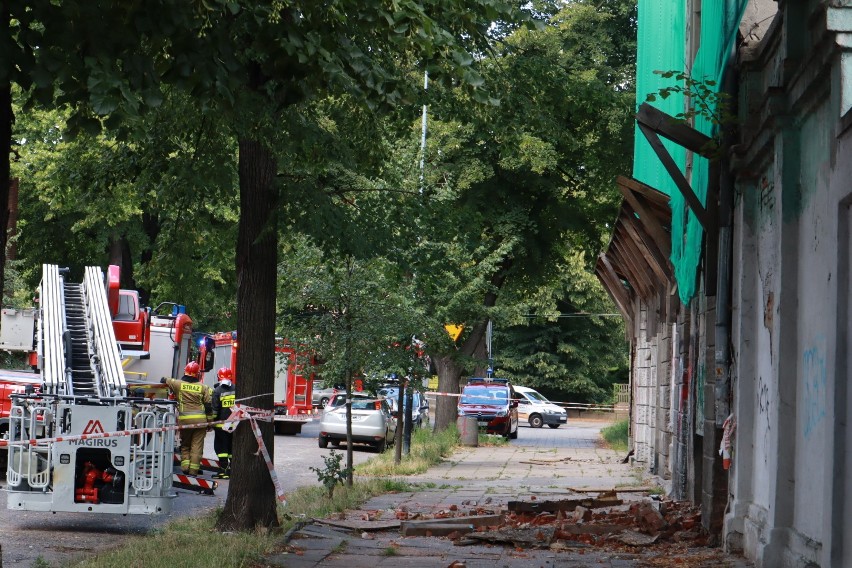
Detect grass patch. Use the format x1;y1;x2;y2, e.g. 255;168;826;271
356;424;458;476
600;419;629;452
478;431;509;446
70;426;463;568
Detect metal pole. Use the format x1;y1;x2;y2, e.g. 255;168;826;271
486;320;493;377
404;383;413;455
419;71;429;193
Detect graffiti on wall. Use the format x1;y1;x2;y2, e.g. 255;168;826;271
757;374;771;466
760;174;775;212
802;336;827;439
758;375;770;416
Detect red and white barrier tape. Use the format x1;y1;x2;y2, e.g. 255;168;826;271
425;390;610;410
0;415;249;448
228;405;287;503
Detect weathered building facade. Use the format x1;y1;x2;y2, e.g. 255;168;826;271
726;2;852;566
596;0;852;566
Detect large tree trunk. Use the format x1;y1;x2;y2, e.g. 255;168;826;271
433;355;464;432
217;139;280;531
108;234;135;290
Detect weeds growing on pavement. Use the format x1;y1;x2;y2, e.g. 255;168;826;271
600;419;629;452
478;432;509;446
356;425;458;476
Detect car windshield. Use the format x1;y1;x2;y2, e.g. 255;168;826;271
524;390;548;402
329;394;369;407
350;399;382;411
461;386;508;404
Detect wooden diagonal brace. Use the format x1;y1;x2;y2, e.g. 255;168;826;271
637;121;710;229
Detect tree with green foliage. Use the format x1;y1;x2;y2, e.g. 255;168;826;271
398;0;636;430
494;250;628;403
278;236;425;482
11;90;239;328
4;1;189;300
160;1;531;532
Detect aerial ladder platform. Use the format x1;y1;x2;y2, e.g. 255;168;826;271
6;265;178;514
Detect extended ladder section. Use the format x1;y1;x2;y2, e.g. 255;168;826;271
38;265;126;399
7;265;176;515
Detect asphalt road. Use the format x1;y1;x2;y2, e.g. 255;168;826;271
0;416;604;567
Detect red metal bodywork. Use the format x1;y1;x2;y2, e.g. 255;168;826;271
199;332;314;416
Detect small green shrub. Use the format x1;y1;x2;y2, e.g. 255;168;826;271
310;450;350;497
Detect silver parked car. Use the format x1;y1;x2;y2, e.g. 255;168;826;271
312;380;345;408
318;396;397;452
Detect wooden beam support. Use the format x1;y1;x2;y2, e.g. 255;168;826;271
620;216;670;285
597;254;632;317
636;103;716;158
622;203;672;279
610;240;653;298
637;121;710;229
596;269;631;321
616;223;665;289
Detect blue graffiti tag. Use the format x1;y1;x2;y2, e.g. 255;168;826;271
802;338;827;439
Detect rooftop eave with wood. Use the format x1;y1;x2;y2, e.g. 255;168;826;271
595;176;673;324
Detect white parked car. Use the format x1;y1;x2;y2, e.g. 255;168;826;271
513;385;567;428
378;386;428;428
318;395;397;452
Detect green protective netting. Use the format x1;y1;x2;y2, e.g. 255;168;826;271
633;0;747;305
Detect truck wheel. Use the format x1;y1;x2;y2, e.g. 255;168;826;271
320;397;330;408
318;436;329;448
529;414;543;428
548;424;560;429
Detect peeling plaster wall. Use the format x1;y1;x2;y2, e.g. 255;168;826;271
726;2;852;566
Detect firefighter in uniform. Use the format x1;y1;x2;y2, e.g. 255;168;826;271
211;367;235;479
161;361;213;476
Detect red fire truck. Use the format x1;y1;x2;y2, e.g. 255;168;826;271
104;265;195;385
198;331;313;435
4;264;179;514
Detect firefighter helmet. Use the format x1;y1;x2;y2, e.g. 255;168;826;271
184;361;201;377
217;367;234;384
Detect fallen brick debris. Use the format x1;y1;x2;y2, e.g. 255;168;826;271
377;492;713;556
313;491;719;565
507;491;623;513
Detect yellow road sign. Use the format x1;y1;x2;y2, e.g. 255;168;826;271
444;324;464;342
